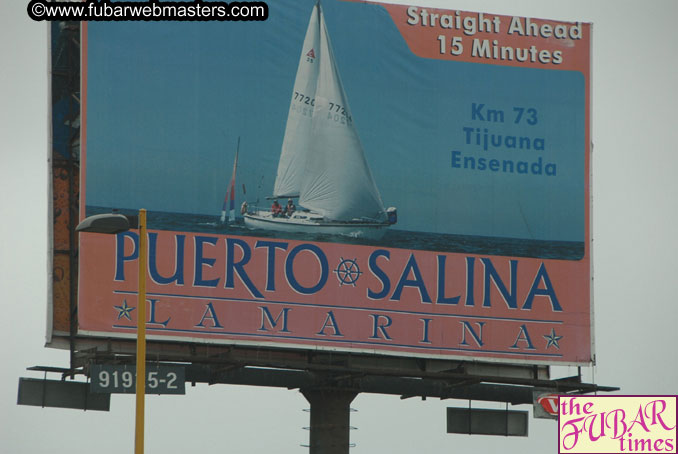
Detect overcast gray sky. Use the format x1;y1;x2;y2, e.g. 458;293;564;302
2;0;677;453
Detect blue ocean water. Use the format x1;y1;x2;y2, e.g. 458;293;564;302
87;206;584;261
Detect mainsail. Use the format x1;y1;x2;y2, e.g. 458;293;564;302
274;4;386;223
272;4;321;198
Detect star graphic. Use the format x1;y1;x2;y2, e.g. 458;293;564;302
114;300;135;321
543;328;563;349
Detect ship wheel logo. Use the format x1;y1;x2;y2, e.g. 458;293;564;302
334;258;362;286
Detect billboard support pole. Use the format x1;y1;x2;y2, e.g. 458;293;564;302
301;388;357;454
75;210;145;451
134;209;147;454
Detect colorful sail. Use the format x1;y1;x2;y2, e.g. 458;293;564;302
221;138;240;223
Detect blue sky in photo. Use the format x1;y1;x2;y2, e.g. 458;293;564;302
85;0;585;241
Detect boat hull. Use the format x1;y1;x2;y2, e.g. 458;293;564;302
244;211;389;240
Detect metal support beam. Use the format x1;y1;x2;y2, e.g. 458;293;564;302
301;388;357;454
182;365;616;403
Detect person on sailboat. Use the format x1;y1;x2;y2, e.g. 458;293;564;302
241;201;248;215
271;200;283;217
285;198;296;217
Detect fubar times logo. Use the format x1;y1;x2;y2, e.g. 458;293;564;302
558;395;677;453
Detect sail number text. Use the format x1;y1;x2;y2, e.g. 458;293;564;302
293;92;353;125
294;91;315;106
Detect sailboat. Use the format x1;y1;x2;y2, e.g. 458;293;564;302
244;2;396;240
220;138;240;224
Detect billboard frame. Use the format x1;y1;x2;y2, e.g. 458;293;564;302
47;1;598;395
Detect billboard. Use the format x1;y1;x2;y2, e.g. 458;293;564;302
72;0;592;364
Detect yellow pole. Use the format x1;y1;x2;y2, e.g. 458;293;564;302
134;209;147;454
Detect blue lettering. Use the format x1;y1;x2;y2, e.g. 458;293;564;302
195;302;223;328
367;249;390;300
451;150;462;168
226;238;263;298
369;314;393;340
147;298;171;327
149;233;185;285
436;255;460;304
317;311;343;336
459;321;484;346
285;244;328;295
522;262;562;311
255;240;288;292
115;232;138;282
420;318;432;344
391;254;431;303
194;236;219;288
510;324;535;349
471;103;485;121
259;306;291;333
465;257;475;306
482;258;518;308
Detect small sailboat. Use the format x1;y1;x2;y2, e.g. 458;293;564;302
244;2;396;239
220;138;240;224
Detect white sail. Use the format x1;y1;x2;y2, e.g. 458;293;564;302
299;5;386;222
273;4;321;198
